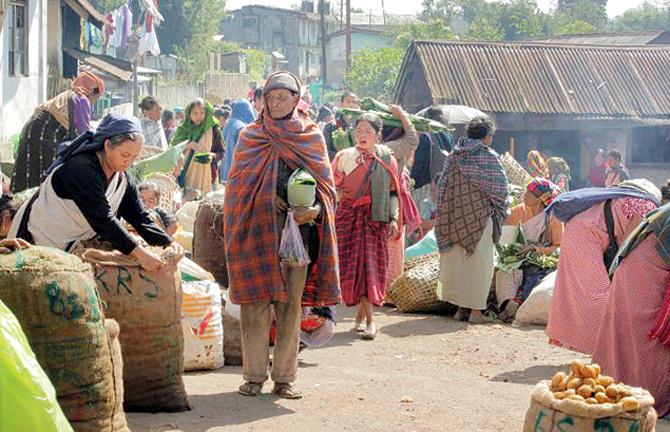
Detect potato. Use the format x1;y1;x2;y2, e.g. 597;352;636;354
552;372;567;389
577;384;594;399
621;396;640;412
583;378;597;387
568;394;585;402
592;364;601;376
619;386;633;398
585;398;598;405
597;375;614;387
571;360;585;375
595;392;610;404
594;385;606;394
606;385;620;400
564;389;576;398
567;378;583;390
553;391;566;400
581;365;597;379
559;377;570;391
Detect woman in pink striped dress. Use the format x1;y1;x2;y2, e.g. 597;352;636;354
593;206;670;417
547;196;656;354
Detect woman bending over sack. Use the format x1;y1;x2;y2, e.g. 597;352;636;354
9;114;181;271
546;179;660;354
593;203;670;417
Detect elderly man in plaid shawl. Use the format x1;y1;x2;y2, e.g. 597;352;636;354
435;116;509;324
224;72;340;399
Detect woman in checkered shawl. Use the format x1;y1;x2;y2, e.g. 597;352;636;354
435;116;509;323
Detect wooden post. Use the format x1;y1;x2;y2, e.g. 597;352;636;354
509;137;515;159
345;0;351;73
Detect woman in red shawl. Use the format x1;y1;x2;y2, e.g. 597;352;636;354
224;72;340;400
332;112;401;340
12;71;105;192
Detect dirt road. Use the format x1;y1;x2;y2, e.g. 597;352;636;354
129;306;669;432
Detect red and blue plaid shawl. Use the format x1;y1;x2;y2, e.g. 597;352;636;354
224;84;341;306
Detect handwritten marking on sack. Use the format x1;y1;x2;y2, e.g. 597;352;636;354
45;281;85;320
534;410;643;432
139;271;159;298
93;265;160;298
117;267;133;294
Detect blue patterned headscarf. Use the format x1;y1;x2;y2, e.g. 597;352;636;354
47;113;143;175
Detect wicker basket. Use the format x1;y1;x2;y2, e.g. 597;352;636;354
146;173;179;212
387;253;450;313
502;152;532;187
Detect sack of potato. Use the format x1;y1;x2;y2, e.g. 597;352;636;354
523;361;657;432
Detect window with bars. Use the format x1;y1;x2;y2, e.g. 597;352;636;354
8;0;28;77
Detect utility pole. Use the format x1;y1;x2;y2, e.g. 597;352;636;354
345;0;351;74
381;0;386;26
320;0;327;101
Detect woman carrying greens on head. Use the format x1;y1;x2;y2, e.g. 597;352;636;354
171;98;224;194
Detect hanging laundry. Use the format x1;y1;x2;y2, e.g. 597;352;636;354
89;23;104;52
102;13;115;55
80;18;88;51
139;0;164;27
138;25;160;56
120;3;133;50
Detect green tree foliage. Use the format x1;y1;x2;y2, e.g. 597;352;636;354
610;2;670;31
461;0;549;41
155;0;189;55
554;0;608;30
390;19;457;49
174;0;227;80
345;47;405;103
420;0;459;22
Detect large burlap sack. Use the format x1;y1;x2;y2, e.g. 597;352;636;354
523;381;657;432
192;194;228;287
104;319;128;432
387;253;451;313
515;272;556;326
221;289;242;366
0;246;128;432
81;247;191;413
182;281;224;371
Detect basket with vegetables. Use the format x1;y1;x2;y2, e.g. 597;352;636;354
340;98;453;133
331;128;355;152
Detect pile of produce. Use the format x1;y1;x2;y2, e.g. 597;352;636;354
550;361;641;409
523;361;657;432
508;184;524;207
497;225;559;272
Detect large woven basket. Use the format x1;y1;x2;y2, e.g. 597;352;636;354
146;173;178;212
502;152;532;187
387;253;449;313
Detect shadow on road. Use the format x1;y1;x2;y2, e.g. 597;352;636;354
490;364;572;385
127;391;295;431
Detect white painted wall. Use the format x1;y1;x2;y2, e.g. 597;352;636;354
0;0;48;150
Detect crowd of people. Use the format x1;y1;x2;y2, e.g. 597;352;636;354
2;68;670;415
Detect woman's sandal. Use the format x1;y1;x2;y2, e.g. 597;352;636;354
238;382;263;397
272;383;303;399
351;320;365;332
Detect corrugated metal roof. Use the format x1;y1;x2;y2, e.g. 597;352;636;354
394;40;670;117
536;31;670;46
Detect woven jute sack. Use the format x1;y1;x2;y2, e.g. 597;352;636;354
387;253;449;313
0;246;128;432
502;152;532;187
81;247;191;413
104;319;129;432
193;198;229;288
221;291;243;366
523;381;657;432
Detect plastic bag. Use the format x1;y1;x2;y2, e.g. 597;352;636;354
279;212;310;267
0;299;73;432
287;168;317;208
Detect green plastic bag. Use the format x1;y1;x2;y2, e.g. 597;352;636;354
0;299;73;432
129;140;187;180
288;168;317;208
